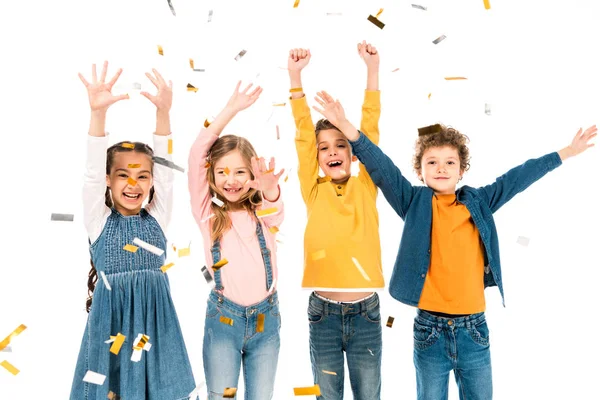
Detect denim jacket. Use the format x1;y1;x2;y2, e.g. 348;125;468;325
350;131;563;307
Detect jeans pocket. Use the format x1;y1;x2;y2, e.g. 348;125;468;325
307;303;324;324
413;320;439;350
363;303;381;324
206;300;221;319
468;320;490;347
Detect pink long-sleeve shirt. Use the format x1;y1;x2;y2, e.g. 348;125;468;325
188;129;284;306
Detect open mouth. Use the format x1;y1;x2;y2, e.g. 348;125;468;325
122;192;141;202
327;160;343;168
224;187;242;194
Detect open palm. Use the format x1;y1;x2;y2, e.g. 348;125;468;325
312;91;346;128
226;81;262;113
78;61;129;112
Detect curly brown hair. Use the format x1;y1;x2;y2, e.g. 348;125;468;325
413;124;471;178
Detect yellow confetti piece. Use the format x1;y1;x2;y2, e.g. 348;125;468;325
444;77;467;80
311;249;326;261
322;370;337;375
256;207;278;218
293;0;300;8
108;391;122;400
128;163;141;168
127;177;137;186
172;244;176;251
269;226;279;234
160;262;175;273
109;333;126;355
223;387;237;398
204;119;211;128
205;162;211;168
168;139;173;154
212;258;229;270
0;324;27;352
157;45;164;55
376;8;383;18
220;316;234;326
483;0;491;9
224;166;230;175
317;176;332;184
257;313;265;332
428;93;432;100
178;248;190;257
272;102;286;107
189;58;194;69
121;143;135;149
386;316;394;328
133;334;150;351
123;244;138;253
1;360;20;375
187;83;198;92
265;168;275;174
294;384;321;396
284;175;289;182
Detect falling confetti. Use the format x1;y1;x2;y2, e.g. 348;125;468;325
257;314;265;332
367;9;385;29
51;213;74;222
220;316;234;326
157;45;164;56
311;249;326;261
483;0;491;9
223;388;237;398
418;124;442;136
208;10;213;22
212;259;229;270
0;360;19;376
516;236;530;246
108;333;126;355
167;0;176;16
386;316;394;328
256;207;279;218
82;370;106;385
123;244;139;253
294;384;321;396
133;237;165;256
152;156;185;172
485;103;491;115
412;4;427;11
100;271;111;291
432;35;446;44
235;50;247;61
187;83;198;92
160;262;175;273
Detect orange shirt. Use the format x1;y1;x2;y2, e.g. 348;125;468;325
418;194;486;314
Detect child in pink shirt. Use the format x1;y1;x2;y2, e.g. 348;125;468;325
188;81;285;400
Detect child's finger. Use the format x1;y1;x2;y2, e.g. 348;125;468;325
248;86;262;97
152;69;167;86
99;61;108;83
145;72;159;88
269;157;275;171
259;157;267;172
78;73;90;87
107;69;123;89
91;64;98;83
312;105;325;115
274;168;285;179
321;91;335;103
241;83;253;94
233;80;242;94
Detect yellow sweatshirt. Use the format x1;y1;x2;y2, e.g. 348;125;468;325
291;91;384;290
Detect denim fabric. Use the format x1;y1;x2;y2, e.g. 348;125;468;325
414;310;492;400
70;209;195;400
350;131;563;306
203;214;280;399
307;292;382;400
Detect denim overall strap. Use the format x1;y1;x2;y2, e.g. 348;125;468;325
210;212;274;293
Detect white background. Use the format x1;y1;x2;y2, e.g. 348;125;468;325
1;0;599;398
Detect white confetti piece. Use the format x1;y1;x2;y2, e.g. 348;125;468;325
517;236;530;246
1;345;12;352
235;49;247;61
133;237;165;256
351;257;371;281
83;370;106;385
100;271;111;291
189;379;206;400
268;277;277;294
485;103;491;115
208;10;213;22
211;196;224;207
201;213;215;223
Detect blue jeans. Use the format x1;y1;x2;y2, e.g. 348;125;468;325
414;310;493;400
203;290;281;400
308;292;382;400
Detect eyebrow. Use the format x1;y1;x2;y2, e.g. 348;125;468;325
115;168;152;174
425;156;458;161
318;139;347;146
215;166;249;170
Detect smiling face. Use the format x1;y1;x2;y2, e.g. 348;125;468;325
418;146;464;195
213;149;252;205
106;151;154;215
317;129;357;184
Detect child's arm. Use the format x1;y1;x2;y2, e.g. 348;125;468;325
356;41;381;197
79;61;129;242
288;48;319;205
141;69;174;233
477;125;597;213
188;82;263;227
313;91;415;219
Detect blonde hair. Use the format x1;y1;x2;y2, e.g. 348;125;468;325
206;135;263;242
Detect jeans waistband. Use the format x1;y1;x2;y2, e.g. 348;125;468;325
309;292;379;315
416;309;485;328
209;290;278;318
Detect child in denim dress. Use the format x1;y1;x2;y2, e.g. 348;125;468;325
314;90;596;400
188;81;285;400
288;42;384;400
70;62;195;400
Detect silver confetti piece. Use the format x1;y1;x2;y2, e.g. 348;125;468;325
152;156;185;172
201;265;216;288
432;35;446;45
235;49;247;61
412;4;427;10
167;0;176;16
208;10;213;22
132;82;141;90
51;213;74;222
485;103;491;115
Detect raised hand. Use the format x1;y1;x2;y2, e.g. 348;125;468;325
566;125;597;157
358;40;379;70
288;48;311;72
141;69;173;112
312;91;347;128
225;81;263;113
245;156;284;196
78;61;129;112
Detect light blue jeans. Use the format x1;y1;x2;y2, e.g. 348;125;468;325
308;292;382;400
203;290;281;399
414;310;493;400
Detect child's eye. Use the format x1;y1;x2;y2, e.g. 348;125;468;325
428;161;436;165
448;161;455;165
118;173;128;178
337;144;346;148
320;147;327;151
236;170;246;175
138;175;149;179
216;171;224;175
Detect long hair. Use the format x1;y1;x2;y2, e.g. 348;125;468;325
206;135;263;243
86;141;155;313
413;124;471;178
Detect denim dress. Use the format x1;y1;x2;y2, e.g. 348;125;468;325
70;209;195;400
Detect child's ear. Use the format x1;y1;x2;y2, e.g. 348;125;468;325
351;155;358;162
105;175;111;188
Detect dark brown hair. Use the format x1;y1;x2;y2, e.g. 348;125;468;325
413;124;471;178
206;135;262;243
86;141;155;313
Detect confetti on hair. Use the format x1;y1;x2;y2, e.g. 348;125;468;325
311;249;326;261
386;316;395;328
322;370;337;375
127;177;137;186
418;124;442;136
256;207;279;218
235;50;247;61
187;83;198;92
109;333;126;355
168;139;173;154
444;77;467;80
211;196;225;207
223;387;237;398
160;262;175;273
212;259;228;270
0;360;19;376
351;257;371;281
122;143;135;149
123;244;139;253
432;35;446;45
483;0;491;9
220;316;234;326
257;313;265;332
294;384;321;396
100;271;111;291
82;370;106;385
51;213;74;222
128;163;141;168
157;45;164;56
133;237;165;256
